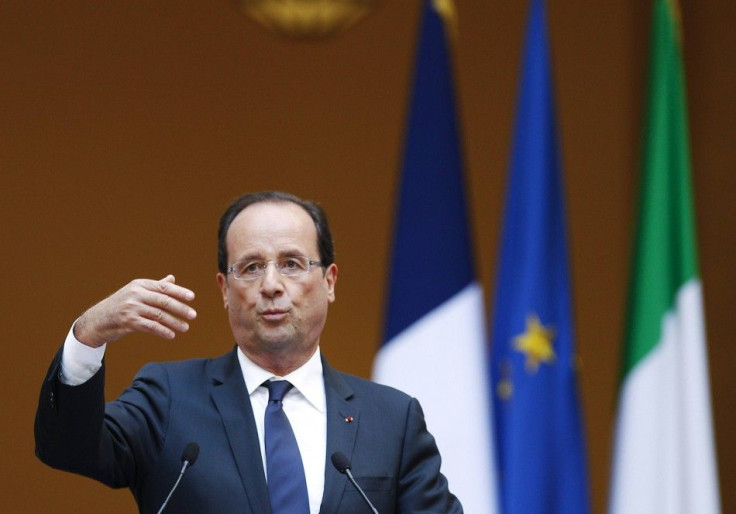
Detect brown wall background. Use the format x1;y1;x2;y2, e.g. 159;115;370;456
2;1;734;512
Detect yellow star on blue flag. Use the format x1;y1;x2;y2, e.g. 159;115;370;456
514;313;556;372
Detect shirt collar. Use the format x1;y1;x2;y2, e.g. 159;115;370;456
237;346;325;413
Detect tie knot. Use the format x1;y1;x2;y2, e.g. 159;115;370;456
265;380;293;402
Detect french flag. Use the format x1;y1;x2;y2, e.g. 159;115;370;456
372;2;497;512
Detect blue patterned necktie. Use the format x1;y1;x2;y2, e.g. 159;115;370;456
264;380;310;514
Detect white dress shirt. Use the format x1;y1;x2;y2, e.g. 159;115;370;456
59;325;327;514
237;348;326;514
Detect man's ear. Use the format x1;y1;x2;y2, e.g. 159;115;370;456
324;263;338;302
216;272;229;309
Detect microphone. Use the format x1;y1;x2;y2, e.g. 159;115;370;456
156;442;200;514
331;452;379;514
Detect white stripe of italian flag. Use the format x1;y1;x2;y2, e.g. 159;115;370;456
610;280;719;513
609;1;720;512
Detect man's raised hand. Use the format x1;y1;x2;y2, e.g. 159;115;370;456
73;275;197;348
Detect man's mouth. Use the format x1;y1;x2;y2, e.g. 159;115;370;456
260;308;288;321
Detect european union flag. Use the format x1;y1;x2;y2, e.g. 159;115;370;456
489;1;591;512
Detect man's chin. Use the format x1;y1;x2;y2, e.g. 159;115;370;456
257;330;296;350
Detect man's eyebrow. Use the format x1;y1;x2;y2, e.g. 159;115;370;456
233;251;264;262
278;249;308;258
234;249;307;262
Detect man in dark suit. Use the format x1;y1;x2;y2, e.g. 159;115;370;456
35;191;463;513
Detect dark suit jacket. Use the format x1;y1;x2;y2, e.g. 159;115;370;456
35;347;463;513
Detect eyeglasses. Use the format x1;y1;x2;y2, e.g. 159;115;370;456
226;256;323;281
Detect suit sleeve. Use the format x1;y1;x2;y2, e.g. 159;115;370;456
397;398;464;513
34;347;170;490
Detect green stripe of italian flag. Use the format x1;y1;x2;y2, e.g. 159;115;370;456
609;1;720;512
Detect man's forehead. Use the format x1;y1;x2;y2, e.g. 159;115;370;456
227;202;318;253
233;201;309;224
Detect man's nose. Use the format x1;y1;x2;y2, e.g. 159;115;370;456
259;263;285;295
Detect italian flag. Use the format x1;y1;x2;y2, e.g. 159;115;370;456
609;1;721;513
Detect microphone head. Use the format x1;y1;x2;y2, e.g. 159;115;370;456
331;451;351;474
181;442;200;467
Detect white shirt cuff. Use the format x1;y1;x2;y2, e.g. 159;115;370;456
60;321;106;386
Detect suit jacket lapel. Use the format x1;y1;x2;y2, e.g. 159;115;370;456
320;357;359;514
210;348;271;514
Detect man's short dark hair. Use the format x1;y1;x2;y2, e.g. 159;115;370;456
217;191;335;274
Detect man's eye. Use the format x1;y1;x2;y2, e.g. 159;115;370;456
242;262;263;274
283;259;299;269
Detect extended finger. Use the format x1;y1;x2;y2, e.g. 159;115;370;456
156;275;195;302
130;277;196;320
140;289;197;322
134;305;192;339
